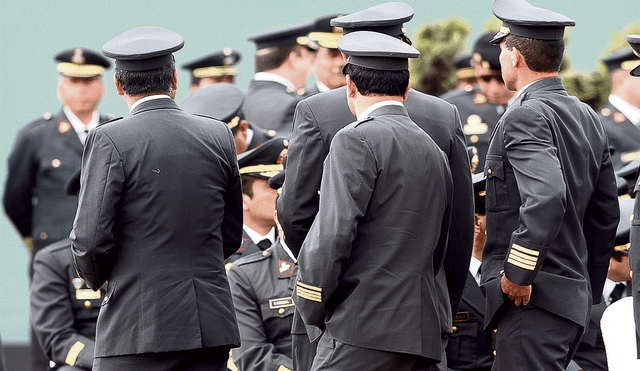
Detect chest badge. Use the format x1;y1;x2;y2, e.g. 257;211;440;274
278;260;293;276
72;278;84;290
464;114;489;135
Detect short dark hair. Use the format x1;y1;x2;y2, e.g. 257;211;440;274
343;63;410;96
504;34;564;73
115;63;175;96
241;175;257;197
255;45;298;73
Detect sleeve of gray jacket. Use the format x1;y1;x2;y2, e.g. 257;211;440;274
222;128;243;259
294;127;376;326
71;129;124;290
277;100;327;256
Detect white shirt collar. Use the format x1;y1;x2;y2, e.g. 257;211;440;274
243;225;276;246
129;94;172;113
469;257;482;286
62;106;99;143
603;278;628;306
609;95;640;126
279;238;297;263
245;127;254;147
254;72;296;92
357;100;404;122
511;80;538;103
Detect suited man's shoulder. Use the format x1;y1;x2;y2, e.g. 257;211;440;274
406;88;458;120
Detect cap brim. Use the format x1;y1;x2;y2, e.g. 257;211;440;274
631;65;640;77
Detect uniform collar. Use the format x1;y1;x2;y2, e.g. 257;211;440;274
62;106;99;143
609;94;640;126
129;94;172;113
357;100;404;122
253;72;296;92
243;225;276;246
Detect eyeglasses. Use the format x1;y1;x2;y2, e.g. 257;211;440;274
477;74;504;84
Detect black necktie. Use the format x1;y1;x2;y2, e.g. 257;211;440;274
257;239;271;250
609;283;626;304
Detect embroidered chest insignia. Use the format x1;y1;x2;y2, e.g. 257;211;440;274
278;260;293;276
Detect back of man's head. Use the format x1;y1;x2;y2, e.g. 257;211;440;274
504;35;564;73
115;63;175;96
343;63;409;97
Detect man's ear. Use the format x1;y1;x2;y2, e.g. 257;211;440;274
403;80;411;102
346;75;357;98
170;68;178;99
114;74;124;96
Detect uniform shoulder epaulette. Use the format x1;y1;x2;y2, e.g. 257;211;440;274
98;116;124;127
234;248;272;267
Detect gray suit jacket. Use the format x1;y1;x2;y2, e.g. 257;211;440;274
482;78;619;330
243;79;302;137
294;104;453;360
71;97;243;357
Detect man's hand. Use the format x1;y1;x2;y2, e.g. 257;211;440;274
501;273;531;306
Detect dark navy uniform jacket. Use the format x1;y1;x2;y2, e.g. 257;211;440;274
3;109;108;259
482;77;619;330
294;104;453;361
279;86;474;320
71;98;243;357
31;238;105;370
228;240;296;371
248;122;277;150
446;273;494;371
598;101;640;170
243;79;302;137
442;86;504;174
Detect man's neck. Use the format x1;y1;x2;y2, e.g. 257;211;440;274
243;214;275;236
68;110;95;125
124;92;172;110
513;71;558;92
265;66;305;91
354;94;404;118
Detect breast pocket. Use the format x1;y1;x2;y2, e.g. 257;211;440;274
485;157;511;212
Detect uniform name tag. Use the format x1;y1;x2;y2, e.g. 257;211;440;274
269;297;294;309
76;289;101;300
453;311;470;322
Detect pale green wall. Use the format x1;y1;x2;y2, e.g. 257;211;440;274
0;0;636;343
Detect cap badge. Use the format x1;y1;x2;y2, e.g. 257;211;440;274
223;56;234;65
500;27;511;36
71;48;85;65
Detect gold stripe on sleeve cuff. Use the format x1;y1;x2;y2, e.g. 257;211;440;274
296;282;322;302
507;257;536;271
511;244;539;256
65;341;85;366
509;249;538;265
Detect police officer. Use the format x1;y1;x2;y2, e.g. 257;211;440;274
303;14;346;96
482;1;619;370
71;26;243;370
30;173;104;371
572;199;633;371
598;48;640;170
443;32;515;173
294;30;452;371
446;174;494;371
227;170;297;371
182;48;241;92
244;21;317;136
278;5;473;370
626;34;640;360
3;47;111;371
180;82;277;154
227;138;288;265
3;48;111;272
